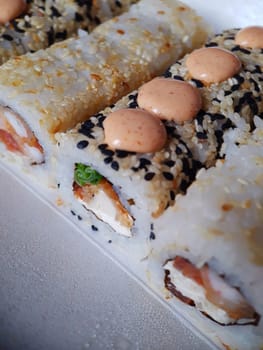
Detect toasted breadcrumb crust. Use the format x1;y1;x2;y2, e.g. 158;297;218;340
0;0;138;65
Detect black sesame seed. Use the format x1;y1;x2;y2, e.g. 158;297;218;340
76;0;90;6
77;215;82;221
104;157;113;164
144;172;155;181
175;146;183;155
165;125;177;137
47;28;55;46
172;75;184;81
224;90;232;96
101;148;114;156
163;69;172;78
78;124;95;138
222;119;233;130
196;131;208;140
196;109;206;118
128;93;138;100
196;113;204;125
87;132;95;139
230;84;240;92
149;232;156;240
81;120;95;135
215;130;223;144
91;225;98;231
13;21;25;33
115;150;129;158
128;101;138;109
248;97;259;115
94;16;101;25
234;92;253;113
98;143;107;151
77;140;89;149
249;78;261;92
57;183;60;189
182;158;190;173
230;45;241;52
180;139;193;157
163;160;175;167
233;74;245;84
191;78;203;88
239;47;251;54
232;46;251;54
150;223;154;230
210;113;226;121
115;0;122;7
51;6;61;17
205;42;218;47
55;30;67;40
180;179;188;193
192;159;202;172
108;240;112;244
111;161;119;171
24;20;32;28
162;172;174;181
97;116;106;128
250;65;261;74
75;12;84;22
71;210;76;216
2;34;13;41
139;158;151;170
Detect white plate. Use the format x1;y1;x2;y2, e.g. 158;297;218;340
0;2;262;349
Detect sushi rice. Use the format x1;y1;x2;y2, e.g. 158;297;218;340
149;117;263;349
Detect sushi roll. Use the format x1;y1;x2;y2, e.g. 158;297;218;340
0;0;138;65
0;0;208;182
149;119;263;349
56;26;263;240
204;26;263;66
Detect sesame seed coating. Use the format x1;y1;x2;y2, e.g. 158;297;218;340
0;0;138;65
59;28;263;220
0;0;208;170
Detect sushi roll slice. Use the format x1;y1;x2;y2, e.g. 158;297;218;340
0;0;138;65
204;26;263;66
150;120;263;349
0;0;208;182
56;26;263;240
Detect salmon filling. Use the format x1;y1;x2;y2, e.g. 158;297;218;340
164;256;260;326
0;106;44;164
73;163;133;237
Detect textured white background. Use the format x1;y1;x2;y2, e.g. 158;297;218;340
0;2;262;349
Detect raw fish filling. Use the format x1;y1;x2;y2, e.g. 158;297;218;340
0;106;44;164
164;256;260;326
